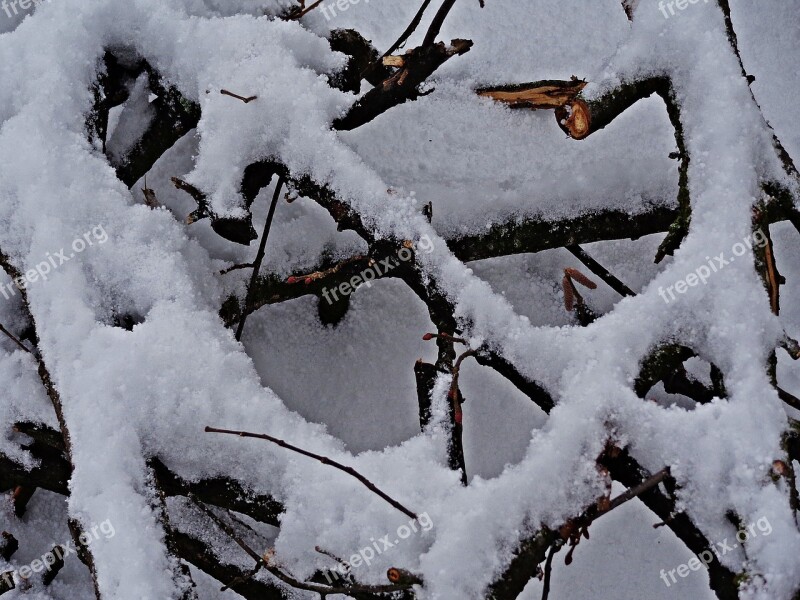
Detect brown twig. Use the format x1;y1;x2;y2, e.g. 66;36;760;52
205;426;419;519
220;89;258;103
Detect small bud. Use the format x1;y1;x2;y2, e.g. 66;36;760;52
564;268;597;289
772;460;790;477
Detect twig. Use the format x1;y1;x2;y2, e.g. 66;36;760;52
205;426;418;519
387;568;423;586
778;386;800;412
422;0;459;46
190;498;262;562
315;545;349;570
566;245;636;298
364;0;434;78
559;467;670;567
170;177;208;224
289;0;324;19
447;348;475;486
220;89;258;104
0;249;103;598
541;544;557;600
191;497;415;595
604;467;670;514
235;176;284;341
0;323;33;355
219;263;254;275
422;332;467;344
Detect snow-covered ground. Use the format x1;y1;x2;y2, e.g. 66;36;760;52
0;0;798;598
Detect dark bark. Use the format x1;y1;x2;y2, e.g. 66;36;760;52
333;39;472;131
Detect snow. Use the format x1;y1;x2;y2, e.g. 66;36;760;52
0;0;799;598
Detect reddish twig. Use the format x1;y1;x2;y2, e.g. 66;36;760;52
562;268;597;325
447;348;475;485
422;332;467;345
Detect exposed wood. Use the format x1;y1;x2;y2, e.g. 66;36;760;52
333;39;472;131
477;80;587;109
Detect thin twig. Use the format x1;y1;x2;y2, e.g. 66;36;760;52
289;0;324;19
0;323;33;355
219;263;254;275
566;245;636;297
604;467;670;515
315;545;349;569
205;426;419;519
191;496;414;595
370;0;431;77
236;176;284;341
422;0;459;46
220;89;258;103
